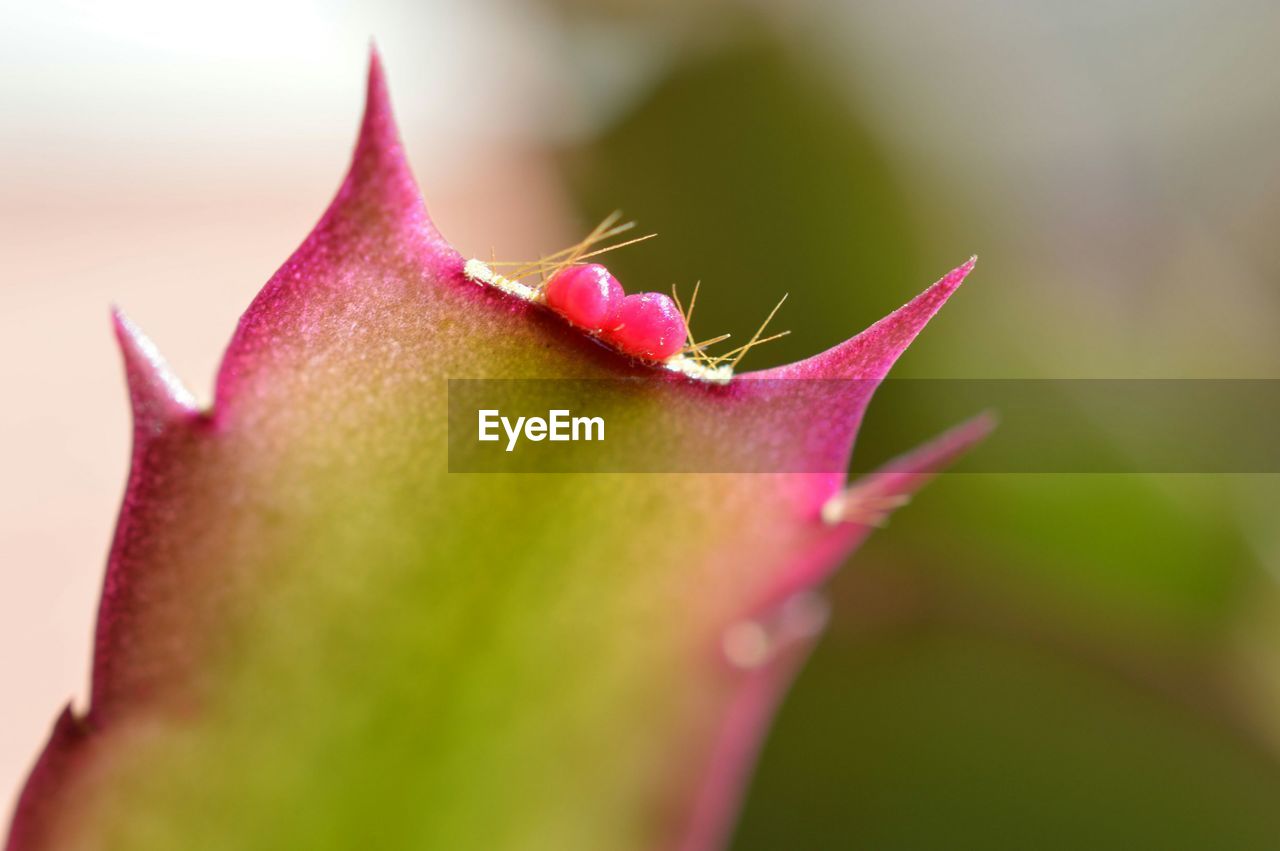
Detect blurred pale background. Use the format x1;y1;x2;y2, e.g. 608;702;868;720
3;0;1280;846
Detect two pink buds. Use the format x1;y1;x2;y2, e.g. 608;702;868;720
544;264;687;361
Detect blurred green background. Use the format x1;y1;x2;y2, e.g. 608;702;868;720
4;1;1280;847
543;4;1280;847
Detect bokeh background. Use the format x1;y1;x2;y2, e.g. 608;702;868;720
4;1;1280;846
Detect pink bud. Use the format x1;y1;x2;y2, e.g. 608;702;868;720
544;264;625;332
606;292;687;360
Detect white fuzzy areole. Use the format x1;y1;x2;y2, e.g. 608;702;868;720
463;257;542;302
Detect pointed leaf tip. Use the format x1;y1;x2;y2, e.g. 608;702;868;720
756;255;977;382
6;704;89;851
349;46;411;188
323;47;445;244
111;308;197;435
734;257;977;476
364;45;390;130
822;410;995;525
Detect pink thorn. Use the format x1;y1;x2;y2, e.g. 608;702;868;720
4;705;90;851
213;49;459;412
734;256;977;476
331;45;433;231
759;412;996;610
823;411;997;525
752;256;976;383
111;308;198;437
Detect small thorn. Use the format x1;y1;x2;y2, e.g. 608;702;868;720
733;258;978;474
324;45;441;239
821;412;996;526
356;45;399;168
111;308;198;435
751;256;976;383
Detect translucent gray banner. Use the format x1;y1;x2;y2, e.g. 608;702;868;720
446;379;1280;473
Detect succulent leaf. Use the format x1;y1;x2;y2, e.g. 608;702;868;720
7;51;983;851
